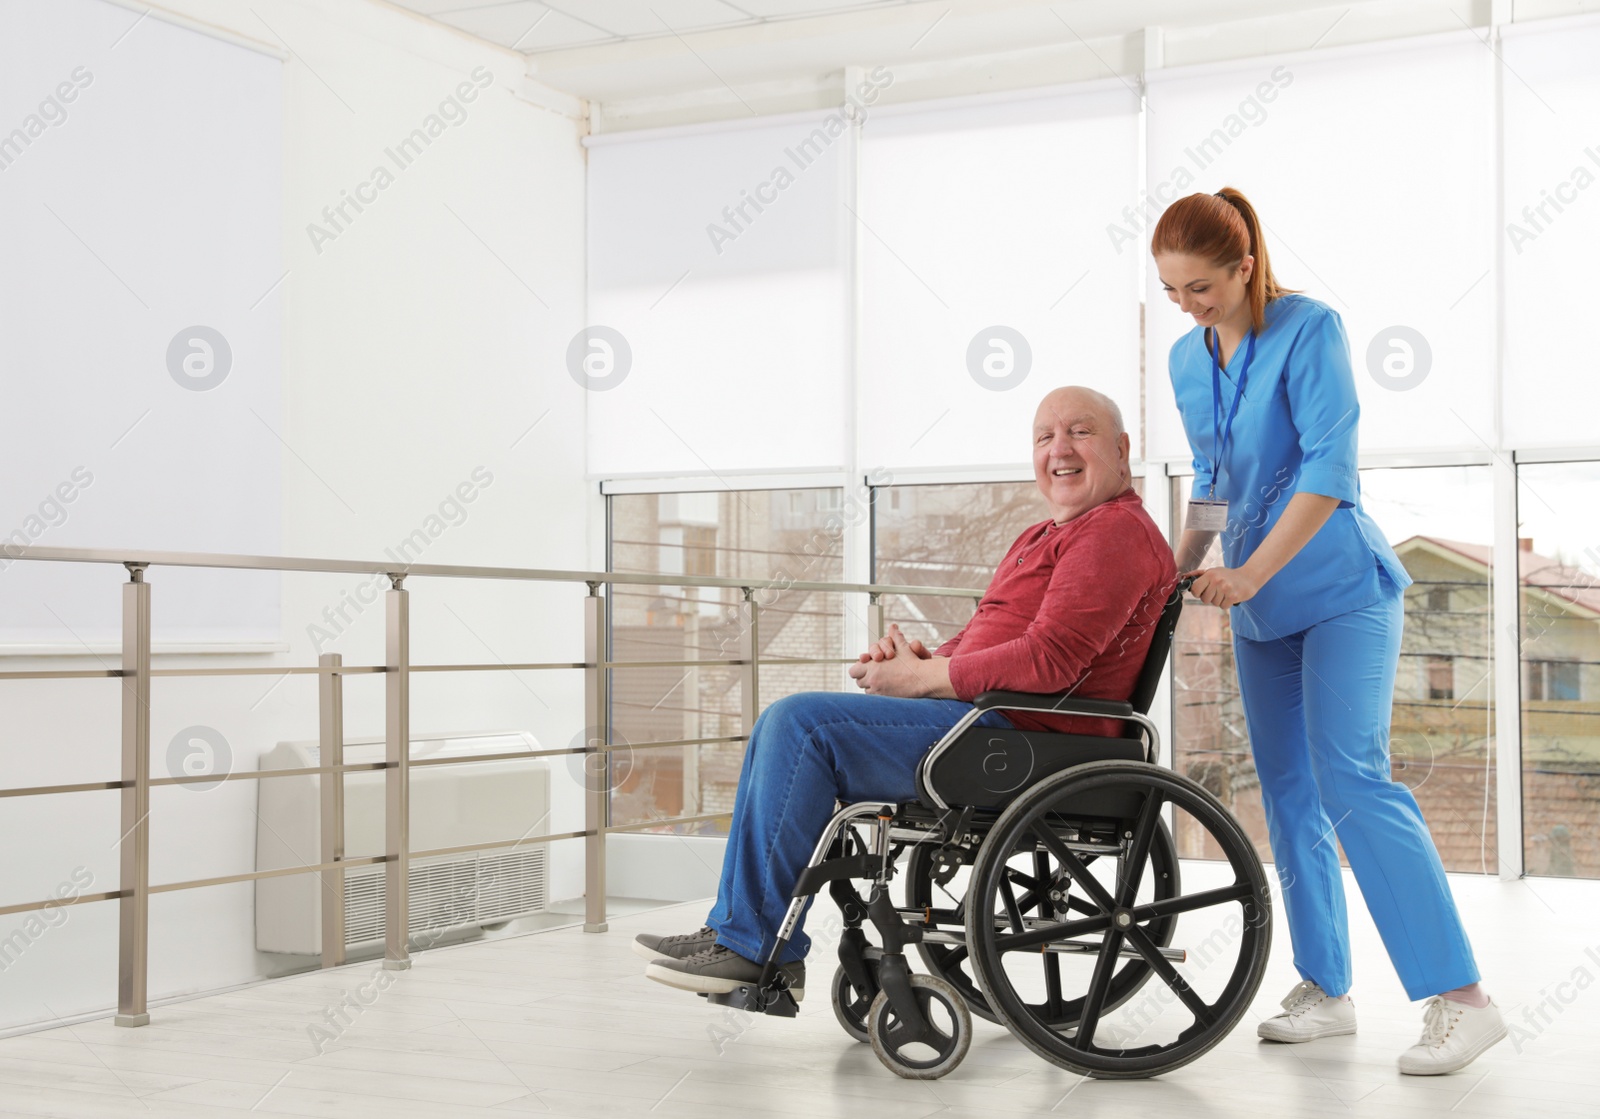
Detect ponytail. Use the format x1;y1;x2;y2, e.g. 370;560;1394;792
1151;187;1296;334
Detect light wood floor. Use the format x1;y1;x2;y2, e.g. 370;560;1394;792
0;867;1595;1118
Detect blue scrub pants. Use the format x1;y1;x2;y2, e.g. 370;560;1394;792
1234;570;1480;1001
705;692;1011;966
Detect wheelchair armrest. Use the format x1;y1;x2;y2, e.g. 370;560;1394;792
970;690;1135;720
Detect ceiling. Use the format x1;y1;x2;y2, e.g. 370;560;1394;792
377;0;1500;128
390;0;940;52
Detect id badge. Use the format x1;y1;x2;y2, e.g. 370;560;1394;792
1186;499;1229;533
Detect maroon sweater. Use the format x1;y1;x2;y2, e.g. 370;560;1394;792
936;489;1177;737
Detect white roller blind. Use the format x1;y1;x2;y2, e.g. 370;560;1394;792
1502;16;1600;450
585;117;849;475
857;86;1142;469
1144;35;1494;461
0;0;282;647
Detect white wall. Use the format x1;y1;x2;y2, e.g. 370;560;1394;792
0;0;592;1032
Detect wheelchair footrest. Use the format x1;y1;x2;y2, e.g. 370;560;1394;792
703;985;800;1018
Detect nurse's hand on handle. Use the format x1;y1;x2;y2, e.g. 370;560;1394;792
1180;492;1342;610
1183;565;1262;609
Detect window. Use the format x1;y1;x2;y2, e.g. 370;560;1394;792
1527;661;1582;703
871;481;1048;650
1517;461;1600;879
1170;465;1497;873
871;478;1146;650
608;488;846;835
682;526;717;579
1426;655;1456;701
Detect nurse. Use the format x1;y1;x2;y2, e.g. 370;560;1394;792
1150;187;1505;1075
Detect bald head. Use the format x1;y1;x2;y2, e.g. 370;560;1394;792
1031;386;1132;523
1034;386;1125;438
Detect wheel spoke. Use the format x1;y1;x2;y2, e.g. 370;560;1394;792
1043;951;1064;1018
1006;868;1041;892
1071;928;1124;1049
1122;923;1216;1026
1012;885;1046;913
885;999;950;1053
1030;827;1117;914
998;872;1026;933
1031;849;1066;1019
885;1019;919;1051
1115;790;1164;908
1132;881;1252;922
1064;894;1099;917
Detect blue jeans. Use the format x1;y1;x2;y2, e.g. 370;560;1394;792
706;691;1011;965
1234;569;1480;1001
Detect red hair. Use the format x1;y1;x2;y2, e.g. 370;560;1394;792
1150;187;1296;334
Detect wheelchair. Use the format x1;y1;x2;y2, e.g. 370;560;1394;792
702;578;1274;1080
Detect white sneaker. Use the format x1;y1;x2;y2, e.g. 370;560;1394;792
1257;979;1357;1042
1398;996;1507;1075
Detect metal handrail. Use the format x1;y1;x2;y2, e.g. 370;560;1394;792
0;736;753;800
0;544;984;1030
2;544;984;597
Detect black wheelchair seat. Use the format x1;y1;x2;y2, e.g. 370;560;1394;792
917;724;1145;811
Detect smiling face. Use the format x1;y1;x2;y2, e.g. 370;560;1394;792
1032;388;1131;524
1155;251;1254;332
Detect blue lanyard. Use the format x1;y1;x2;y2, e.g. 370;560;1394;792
1208;327;1255;499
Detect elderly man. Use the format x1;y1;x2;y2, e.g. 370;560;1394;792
637;386;1177;1000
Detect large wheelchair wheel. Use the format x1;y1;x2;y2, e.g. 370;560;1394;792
906;818;1180;1027
965;760;1271;1079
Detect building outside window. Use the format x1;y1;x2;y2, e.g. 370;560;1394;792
1516;461;1600;879
608;488;846;835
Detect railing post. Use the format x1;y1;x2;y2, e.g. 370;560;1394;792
867;591;886;645
740;586;760;742
114;563;151;1028
383;575;412;970
583;582;608;933
319;652;346;969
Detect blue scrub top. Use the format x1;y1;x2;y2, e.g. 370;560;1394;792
1168;293;1411;641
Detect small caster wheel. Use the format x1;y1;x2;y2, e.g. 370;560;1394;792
831;962;880;1043
866;973;972;1079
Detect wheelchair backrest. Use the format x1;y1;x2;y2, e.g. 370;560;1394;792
1120;578;1189;737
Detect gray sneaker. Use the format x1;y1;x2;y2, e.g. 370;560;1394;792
632;926;716;963
645;944;806;1000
